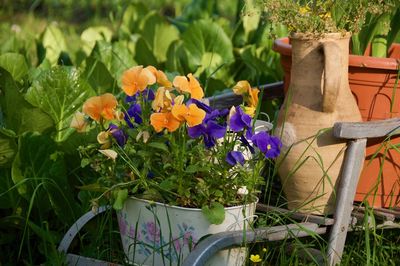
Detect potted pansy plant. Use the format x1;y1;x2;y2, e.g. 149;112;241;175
71;65;281;265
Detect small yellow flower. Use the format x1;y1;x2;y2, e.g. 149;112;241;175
262;247;267;252
250;254;262;263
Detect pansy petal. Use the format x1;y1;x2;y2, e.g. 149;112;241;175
82;95;103;121
165;112;181;132
232;80;251;95
121;66;142;96
100;93;118;120
188;73;204;99
171;104;188;122
206;121;226;138
188;124;205;138
173;75;190;93
204;135;216;148
226;151;245;166
109;124;128;146
70;111;88;132
186;104;206;127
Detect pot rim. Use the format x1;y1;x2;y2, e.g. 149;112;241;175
127;196;259;212
289;32;351;40
273;37;400;71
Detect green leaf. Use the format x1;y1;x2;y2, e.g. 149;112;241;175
11;132;81;224
0;53;28;82
84;56;116;94
134;37;158;67
78;183;106;192
0;67;54;134
113;189;129;210
119;3;149;38
201;202;225;225
242;0;261;42
182;19;234;76
139;12;180;63
25;66;95;142
81;26;113;56
0;131;17;167
42;24;67;65
147;142;169;152
0;169;19;209
92;41;136;83
166;40;190;74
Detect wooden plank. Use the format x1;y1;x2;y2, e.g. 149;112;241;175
353;206;396;222
257;203;335;226
373;207;400;219
327;139;367;266
333;118;400;139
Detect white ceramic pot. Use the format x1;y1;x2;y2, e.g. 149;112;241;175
117;197;257;266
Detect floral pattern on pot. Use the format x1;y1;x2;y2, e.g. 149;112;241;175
117;211;197;263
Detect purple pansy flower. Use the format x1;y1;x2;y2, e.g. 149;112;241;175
229;106;253;138
226;151;245;166
251;131;282;158
187;102;228;148
109;124;128;146
124;103;142;127
188;120;226;148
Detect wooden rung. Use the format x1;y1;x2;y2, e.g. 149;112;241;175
353;206;396;222
373;207;400;219
333;118;400;139
256;203;335;226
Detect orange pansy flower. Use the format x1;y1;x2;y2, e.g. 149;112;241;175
171;103;206;127
152;87;177;112
121;66;156;96
150;112;181;132
232;80;251;96
82;93;118;121
146;66;172;88
248;87;259;108
173;73;204;100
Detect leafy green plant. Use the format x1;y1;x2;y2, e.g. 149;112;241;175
0;0;286;263
351;2;400;57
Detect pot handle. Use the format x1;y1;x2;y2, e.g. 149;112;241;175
322;41;341;113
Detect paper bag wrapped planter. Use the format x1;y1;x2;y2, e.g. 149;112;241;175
273;37;400;208
274;33;362;214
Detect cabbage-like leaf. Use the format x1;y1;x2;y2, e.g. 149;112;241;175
0;67;53;134
182;19;233;76
0;53;28;82
11;132;81;224
139;12;180;63
42;24;67;65
81;26;113;55
25;66;95;142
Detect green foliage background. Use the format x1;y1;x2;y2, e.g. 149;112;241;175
0;0;286;264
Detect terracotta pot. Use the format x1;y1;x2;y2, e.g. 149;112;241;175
274;33;362;215
273;37;400;208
